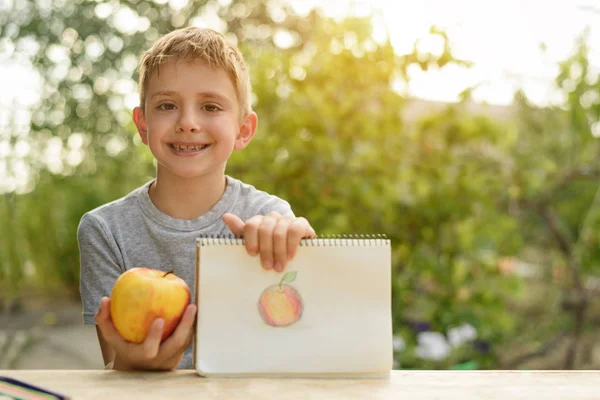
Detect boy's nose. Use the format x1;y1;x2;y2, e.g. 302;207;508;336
176;112;201;133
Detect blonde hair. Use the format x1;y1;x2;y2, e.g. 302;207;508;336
138;27;251;116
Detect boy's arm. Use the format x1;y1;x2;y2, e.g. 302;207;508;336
78;213;196;371
77;213;124;367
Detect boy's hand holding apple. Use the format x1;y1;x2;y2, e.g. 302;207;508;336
95;267;197;371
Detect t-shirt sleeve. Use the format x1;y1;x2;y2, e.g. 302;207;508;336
256;197;295;217
77;212;124;324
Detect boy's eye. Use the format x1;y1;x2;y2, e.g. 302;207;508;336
203;104;221;112
158;103;176;111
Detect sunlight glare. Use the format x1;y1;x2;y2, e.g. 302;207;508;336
289;0;599;106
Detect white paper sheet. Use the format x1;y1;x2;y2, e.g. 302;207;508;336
194;238;393;377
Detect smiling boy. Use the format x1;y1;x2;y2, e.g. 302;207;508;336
77;27;315;371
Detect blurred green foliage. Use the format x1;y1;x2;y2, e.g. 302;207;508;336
1;0;599;369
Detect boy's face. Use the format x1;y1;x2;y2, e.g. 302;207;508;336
133;59;256;181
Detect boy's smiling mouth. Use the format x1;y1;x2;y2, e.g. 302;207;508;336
169;143;211;155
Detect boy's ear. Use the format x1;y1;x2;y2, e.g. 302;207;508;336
133;107;148;145
234;111;258;151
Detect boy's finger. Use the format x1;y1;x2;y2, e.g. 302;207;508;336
94;296;108;319
304;219;316;238
287;217;312;260
273;217;294;272
95;297;131;356
222;213;245;237
141;318;165;360
160;310;196;369
258;214;278;270
243;215;262;256
158;304;197;359
163;353;185;371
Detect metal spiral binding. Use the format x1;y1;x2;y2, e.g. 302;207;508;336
197;234;389;246
299;234;388;247
197;233;243;246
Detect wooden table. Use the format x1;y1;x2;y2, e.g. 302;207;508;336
1;370;599;399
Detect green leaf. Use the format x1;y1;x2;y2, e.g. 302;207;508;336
280;271;297;284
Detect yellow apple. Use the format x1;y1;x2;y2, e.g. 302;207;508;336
110;267;190;343
258;271;303;327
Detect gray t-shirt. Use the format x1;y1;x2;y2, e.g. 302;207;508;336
77;176;293;369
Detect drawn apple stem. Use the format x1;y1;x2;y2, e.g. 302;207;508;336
279;271;297;291
163;270;174;277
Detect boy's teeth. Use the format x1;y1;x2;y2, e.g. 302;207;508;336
171;144;207;151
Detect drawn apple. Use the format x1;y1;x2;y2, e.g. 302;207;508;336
110;267;191;343
258;271;303;327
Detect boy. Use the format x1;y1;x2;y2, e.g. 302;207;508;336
77;27;316;371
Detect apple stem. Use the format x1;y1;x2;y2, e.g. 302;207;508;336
276;271;297;291
278;273;287;291
163;270;174;277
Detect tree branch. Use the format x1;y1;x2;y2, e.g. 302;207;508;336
534;166;600;209
539;205;588;369
512;164;599;369
503;331;568;369
564;297;587;369
540;206;583;291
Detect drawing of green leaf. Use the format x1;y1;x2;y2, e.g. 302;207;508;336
280;271;297;284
